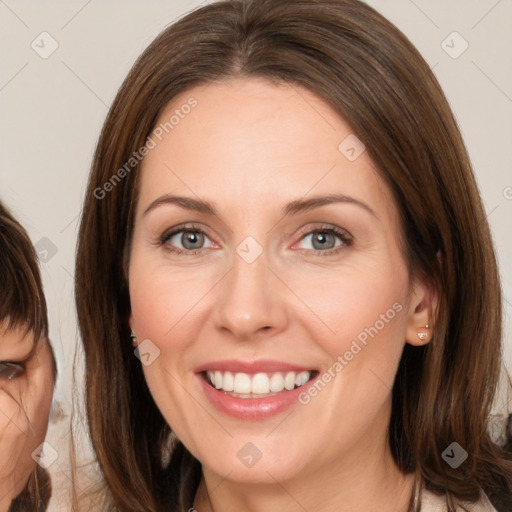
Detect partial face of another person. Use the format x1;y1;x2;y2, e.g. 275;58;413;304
0;324;54;509
128;78;431;483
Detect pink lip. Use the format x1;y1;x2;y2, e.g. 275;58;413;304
194;359;315;374
194;360;319;420
197;375;317;420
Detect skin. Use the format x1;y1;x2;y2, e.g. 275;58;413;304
128;78;436;512
0;323;54;511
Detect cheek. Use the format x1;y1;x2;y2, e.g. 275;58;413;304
128;263;213;421
129;265;211;346
285;266;409;452
292;261;409;386
302;264;406;333
29;388;53;447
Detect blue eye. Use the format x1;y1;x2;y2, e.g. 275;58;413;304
296;226;352;256
299;230;342;251
0;362;25;380
160;225;215;255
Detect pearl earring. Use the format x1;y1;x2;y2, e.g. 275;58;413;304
130;330;138;347
417;324;430;341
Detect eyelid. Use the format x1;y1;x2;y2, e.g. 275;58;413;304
0;362;25;380
291;223;353;253
158;222;218;256
294;223;352;241
159;223;215;245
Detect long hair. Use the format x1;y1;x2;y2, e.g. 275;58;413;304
74;1;512;510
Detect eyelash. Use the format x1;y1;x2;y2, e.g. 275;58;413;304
0;362;25;380
294;224;353;256
159;223;352;257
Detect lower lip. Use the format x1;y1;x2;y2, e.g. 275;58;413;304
197;373;315;420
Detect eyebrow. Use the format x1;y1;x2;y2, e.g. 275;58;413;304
282;194;376;218
143;195;216;216
143;193;376;218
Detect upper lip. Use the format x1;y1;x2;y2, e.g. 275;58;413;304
194;359;316;374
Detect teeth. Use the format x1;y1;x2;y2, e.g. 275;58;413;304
223;371;234;391
251;373;270;394
269;373;285;392
205;370;312;395
284;372;295;390
295;371;310;387
233;372;251;393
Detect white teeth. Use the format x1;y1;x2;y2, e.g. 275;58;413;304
205;370;312;395
223;371;234;391
295;371;310;387
251;373;270;394
233;372;251;393
269;373;285;392
284;372;295;390
214;371;223;389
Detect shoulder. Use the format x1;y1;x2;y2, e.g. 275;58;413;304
421;488;498;512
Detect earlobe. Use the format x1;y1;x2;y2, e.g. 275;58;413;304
405;279;438;346
416;324;430;341
415;323;431;343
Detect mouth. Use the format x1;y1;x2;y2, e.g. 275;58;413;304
195;359;320;419
202;369;318;398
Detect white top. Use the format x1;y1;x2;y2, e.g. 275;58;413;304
422;488;498;511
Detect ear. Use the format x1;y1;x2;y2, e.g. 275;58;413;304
405;276;438;346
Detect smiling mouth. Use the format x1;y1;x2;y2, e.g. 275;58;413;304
203;370;318;398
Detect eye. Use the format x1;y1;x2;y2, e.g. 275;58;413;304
0;362;25;380
160;224;215;255
295;225;352;255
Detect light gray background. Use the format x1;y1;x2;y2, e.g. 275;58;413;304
0;1;511;510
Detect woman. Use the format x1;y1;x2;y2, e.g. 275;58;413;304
0;201;56;511
75;0;512;510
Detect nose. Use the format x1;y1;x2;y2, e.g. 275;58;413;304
212;246;289;341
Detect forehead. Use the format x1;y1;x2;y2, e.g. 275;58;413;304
0;321;36;356
138;77;396;223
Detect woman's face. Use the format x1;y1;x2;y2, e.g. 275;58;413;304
129;78;431;483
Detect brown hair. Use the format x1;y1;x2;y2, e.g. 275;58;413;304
7;467;52;512
0;202;49;342
75;0;512;510
0;201;54;511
